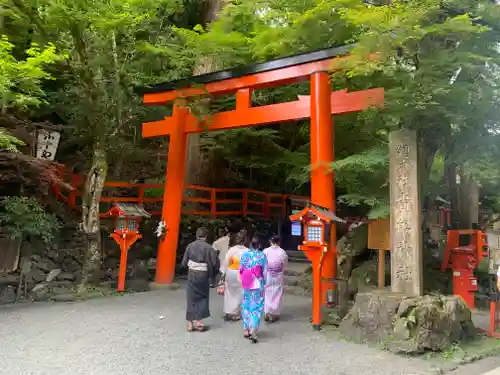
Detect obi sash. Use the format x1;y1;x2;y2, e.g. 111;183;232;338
187;260;208;272
240;265;263;289
267;262;284;276
227;256;240;271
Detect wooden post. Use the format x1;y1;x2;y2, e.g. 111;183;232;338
242;190;248;217
389;129;423;296
117;239;128;292
138;185;145;205
264;194;270;218
210;189;217;219
310;71;336;302
155;105;189;285
378;249;385;289
312;260;323;328
236;88;252;110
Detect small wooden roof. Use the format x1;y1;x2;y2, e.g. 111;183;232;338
105;203;151;218
289;201;345;223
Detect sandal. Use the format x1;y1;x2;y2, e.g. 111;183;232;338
249;334;258;344
267;315;278;323
194;322;209;332
187;321;194;332
243;329;250;339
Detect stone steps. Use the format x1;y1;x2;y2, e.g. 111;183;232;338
283;261;312;296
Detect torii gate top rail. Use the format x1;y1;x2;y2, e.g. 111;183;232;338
140;44;354;100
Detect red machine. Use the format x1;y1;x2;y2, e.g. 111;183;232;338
289;203;344;330
441;229;488;309
104;203;151;292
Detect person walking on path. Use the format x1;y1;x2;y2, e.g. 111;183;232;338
240;236;268;343
212;227;230;281
263;235;288;323
220;229;248;321
181;227;217;332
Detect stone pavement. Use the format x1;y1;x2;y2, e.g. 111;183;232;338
0;288;494;375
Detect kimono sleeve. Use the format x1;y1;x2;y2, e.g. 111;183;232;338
181;244;192;269
261;253;268;285
282;249;289;270
206;244;218;278
221;247;232;275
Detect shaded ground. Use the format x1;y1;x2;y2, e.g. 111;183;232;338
0;287;498;375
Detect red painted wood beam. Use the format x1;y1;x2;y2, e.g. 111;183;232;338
142;88;383;138
143;58;347;105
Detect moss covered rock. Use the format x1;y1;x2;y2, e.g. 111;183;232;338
348;258;390;295
339;291;476;354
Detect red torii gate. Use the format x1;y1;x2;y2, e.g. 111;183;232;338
140;45;384;300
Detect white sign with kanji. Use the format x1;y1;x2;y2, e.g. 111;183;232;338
36;130;60;161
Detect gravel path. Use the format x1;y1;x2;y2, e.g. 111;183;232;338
0;288;455;375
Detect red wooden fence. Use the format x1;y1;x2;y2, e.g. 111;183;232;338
52;167;307;219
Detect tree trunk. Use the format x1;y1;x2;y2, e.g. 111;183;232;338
459;167;479;228
337;225;368;319
79;147;107;291
337;253;354;319
0;9;5;116
445;158;459;226
184;0;225;186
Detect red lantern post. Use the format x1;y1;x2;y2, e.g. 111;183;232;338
289;203;344;330
104;203;151;292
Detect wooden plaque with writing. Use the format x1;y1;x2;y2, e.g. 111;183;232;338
368;218;390;251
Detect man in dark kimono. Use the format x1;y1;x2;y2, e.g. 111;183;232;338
181;227;217;332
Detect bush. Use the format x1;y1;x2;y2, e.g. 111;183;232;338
0;196;62;243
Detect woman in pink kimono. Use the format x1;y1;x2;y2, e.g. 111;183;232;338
263;235;288;323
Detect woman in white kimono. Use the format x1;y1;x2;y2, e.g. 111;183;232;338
263;235;288;323
221;229;248;321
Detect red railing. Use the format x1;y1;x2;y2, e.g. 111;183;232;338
52;167;307;219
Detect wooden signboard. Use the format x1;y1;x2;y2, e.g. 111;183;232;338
36;129;61;161
368;218;390;251
368;218;390;289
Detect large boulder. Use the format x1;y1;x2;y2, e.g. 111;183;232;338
339;291;476;354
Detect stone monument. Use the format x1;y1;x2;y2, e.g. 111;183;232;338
389;129;423;296
340;130;477;351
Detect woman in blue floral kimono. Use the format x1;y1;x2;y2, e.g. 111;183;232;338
239;236;268;343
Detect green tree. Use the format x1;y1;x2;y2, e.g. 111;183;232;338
0;35;61;114
2;0;204;289
174;0;500;218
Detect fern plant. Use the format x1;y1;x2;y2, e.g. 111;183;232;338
0;128;25;152
0;197;61;243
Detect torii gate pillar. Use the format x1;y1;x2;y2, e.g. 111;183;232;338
310;72;336;298
156;105;189;284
